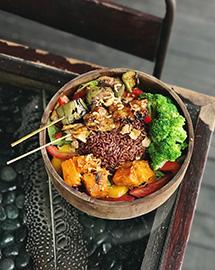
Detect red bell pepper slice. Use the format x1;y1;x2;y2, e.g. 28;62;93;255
72;88;87;100
129;174;172;198
132;88;144;96
54;132;63;140
144;115;152;124
160;161;181;173
102;194;135;202
57;95;69;106
46;146;74;160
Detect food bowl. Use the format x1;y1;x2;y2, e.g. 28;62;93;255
40;68;194;220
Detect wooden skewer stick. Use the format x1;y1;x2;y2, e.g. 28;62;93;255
7;134;71;165
11;116;65;147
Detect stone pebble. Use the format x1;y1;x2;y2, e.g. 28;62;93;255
0;167;17;182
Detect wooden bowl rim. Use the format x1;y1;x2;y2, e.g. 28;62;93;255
40;68;194;209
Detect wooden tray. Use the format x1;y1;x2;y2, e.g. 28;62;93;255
0;40;214;270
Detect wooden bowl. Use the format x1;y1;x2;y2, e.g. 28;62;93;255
40;68;194;220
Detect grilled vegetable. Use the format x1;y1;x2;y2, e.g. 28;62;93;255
122;71;137;92
46;146;75;160
51;157;63;175
47;121;65;146
129;174;171;198
160;161;181;173
56;98;87;125
108;185;128;198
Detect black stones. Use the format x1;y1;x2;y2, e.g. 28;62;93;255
0;258;15;270
0;232;14;248
15;226;27;243
0;194;2;203
95;234;110;247
5;205;19;220
0;182;10;193
102;242;112;255
102;256;116;270
111;263;123;270
87;242;97;257
83;227;94;242
0;167;17;182
15;194;24;209
92;220;106;234
3;192;16;205
1;219;21;231
0;205;6;221
2;244;20;257
15;252;30;269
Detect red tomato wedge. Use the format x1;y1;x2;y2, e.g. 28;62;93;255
129;174;172;198
102;194;135;202
54;132;63;140
46;146;75;160
57;95;69;106
160;161;181;173
144;115;152;124
132;88;144;96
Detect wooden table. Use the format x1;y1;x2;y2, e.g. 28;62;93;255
0;39;214;270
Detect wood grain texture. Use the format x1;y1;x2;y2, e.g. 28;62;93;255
0;0;162;61
159;103;215;270
0;39;100;74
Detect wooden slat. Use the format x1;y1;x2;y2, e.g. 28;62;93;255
0;40;100;74
0;0;162;61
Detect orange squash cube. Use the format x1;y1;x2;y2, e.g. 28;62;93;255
61;159;81;187
113;160;155;188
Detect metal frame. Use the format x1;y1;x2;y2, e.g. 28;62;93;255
153;0;176;78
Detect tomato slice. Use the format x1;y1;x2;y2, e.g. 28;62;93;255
160;161;181;173
132;88;144;96
129;174;172;198
57;95;69;106
54;132;63;140
102;194;135;202
46;146;74;160
144;115;152;124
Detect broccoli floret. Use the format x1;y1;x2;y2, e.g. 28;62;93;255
140;93;187;170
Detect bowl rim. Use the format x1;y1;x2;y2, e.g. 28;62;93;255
39;68;194;209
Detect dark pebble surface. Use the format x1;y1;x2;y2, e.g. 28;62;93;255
79;212;153;270
0;258;15;270
0;86;33;270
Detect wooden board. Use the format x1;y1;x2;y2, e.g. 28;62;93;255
0;39;215;269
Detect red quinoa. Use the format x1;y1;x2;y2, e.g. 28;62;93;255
79;129;145;170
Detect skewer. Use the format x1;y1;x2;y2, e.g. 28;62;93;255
11;116;65;147
7;134;71;165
